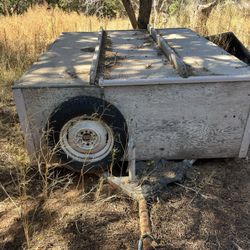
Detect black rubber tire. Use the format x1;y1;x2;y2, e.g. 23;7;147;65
47;96;128;172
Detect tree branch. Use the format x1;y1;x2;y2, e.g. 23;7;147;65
121;0;138;29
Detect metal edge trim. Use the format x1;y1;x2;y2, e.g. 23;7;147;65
99;75;250;87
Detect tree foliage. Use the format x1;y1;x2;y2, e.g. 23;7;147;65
0;0;232;18
0;0;123;17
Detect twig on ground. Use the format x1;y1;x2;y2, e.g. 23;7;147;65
232;241;243;250
0;183;19;210
175;182;208;199
97;194;118;203
75;221;81;234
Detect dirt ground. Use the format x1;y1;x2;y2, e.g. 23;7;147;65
0;167;140;250
151;158;250;249
0;157;249;250
0;87;249;249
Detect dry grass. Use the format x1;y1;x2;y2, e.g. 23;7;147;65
207;2;250;47
155;1;250;49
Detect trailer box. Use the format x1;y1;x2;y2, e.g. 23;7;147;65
13;28;250;171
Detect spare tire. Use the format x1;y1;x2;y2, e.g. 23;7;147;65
47;96;128;172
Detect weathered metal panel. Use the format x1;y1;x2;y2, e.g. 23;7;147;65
21;87;101;157
104;81;250;159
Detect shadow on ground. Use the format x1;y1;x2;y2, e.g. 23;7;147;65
0;166;139;250
151;158;250;249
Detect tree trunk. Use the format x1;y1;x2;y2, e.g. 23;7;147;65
193;0;217;35
2;0;10;16
121;0;138;29
137;0;153;29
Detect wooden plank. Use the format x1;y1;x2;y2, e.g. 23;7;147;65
89;29;105;84
148;26;189;78
121;0;138;29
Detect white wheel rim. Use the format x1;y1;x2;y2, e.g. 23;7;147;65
59;116;114;163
